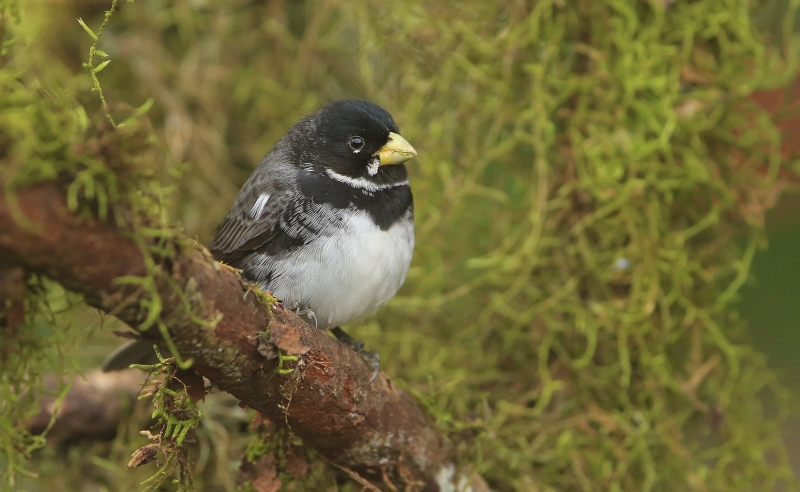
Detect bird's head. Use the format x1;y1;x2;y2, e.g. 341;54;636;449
295;100;417;182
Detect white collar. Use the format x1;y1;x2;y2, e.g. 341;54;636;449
324;168;409;192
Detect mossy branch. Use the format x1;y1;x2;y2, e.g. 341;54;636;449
0;181;471;491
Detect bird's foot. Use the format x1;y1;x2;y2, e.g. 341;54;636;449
330;326;380;383
288;302;318;330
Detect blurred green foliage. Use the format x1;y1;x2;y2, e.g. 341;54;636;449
2;0;800;490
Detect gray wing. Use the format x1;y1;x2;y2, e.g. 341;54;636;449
210;162;296;268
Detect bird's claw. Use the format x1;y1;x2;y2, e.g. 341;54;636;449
330;326;381;383
360;350;380;383
290;302;318;330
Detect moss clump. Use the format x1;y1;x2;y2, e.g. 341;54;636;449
128;347;204;491
243;282;278;310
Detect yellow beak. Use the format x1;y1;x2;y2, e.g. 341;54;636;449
374;132;417;166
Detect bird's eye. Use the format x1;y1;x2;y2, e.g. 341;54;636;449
349;136;365;152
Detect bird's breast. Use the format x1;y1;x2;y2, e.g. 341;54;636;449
251;206;414;328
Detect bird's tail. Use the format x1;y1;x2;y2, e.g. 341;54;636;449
101;339;160;372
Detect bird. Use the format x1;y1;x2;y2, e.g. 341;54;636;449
103;99;417;382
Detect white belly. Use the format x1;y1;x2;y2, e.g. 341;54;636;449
258;209;414;328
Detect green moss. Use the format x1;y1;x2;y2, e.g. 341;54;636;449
243;283;278;311
275;352;299;376
131;347;203;491
0;278;83;489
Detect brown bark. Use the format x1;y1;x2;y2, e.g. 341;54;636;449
0;266;26;335
0;182;459;491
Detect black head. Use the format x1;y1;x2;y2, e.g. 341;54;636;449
292;100;415;182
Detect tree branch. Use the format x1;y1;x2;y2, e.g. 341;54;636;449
0;182;463;491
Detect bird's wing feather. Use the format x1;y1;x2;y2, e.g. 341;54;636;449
209;165;297;266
